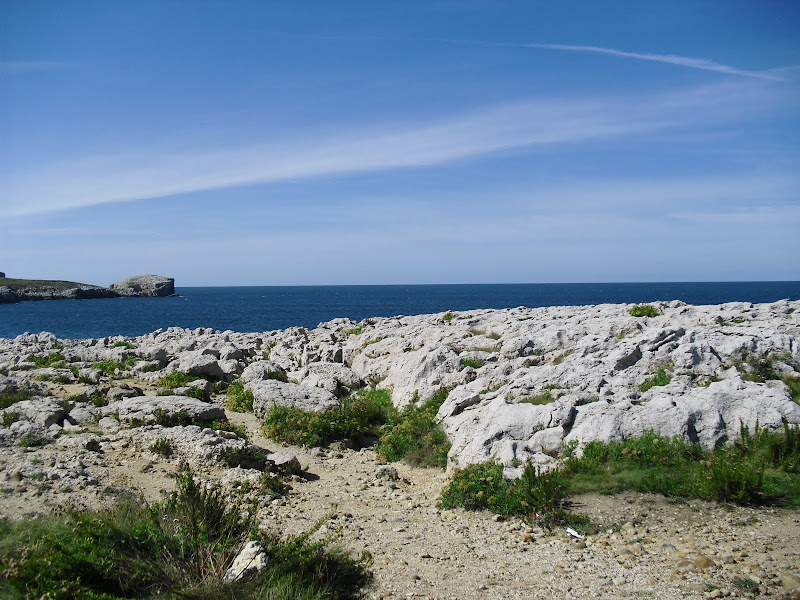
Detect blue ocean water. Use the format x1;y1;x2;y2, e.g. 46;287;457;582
1;282;799;340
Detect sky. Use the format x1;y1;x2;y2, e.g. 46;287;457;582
1;1;799;286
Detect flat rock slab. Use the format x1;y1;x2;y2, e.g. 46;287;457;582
109;395;225;425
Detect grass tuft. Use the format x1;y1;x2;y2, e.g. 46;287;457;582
639;368;672;392
226;381;255;412
628;304;660;317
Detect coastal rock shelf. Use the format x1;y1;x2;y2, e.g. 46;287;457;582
1;300;799;599
1;299;798;470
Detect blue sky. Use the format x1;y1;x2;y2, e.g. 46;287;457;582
1;0;798;286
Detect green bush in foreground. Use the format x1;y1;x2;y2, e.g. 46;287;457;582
226;381;255;412
263;389;395;447
377;389;451;468
439;462;582;529
0;468;370;600
0;390;30;410
628;304;660;318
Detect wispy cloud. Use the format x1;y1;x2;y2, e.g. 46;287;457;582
530;43;783;81
0;80;780;217
0;60;76;74
427;38;783;81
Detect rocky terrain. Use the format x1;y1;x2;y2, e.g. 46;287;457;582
0;274;175;303
1;299;799;598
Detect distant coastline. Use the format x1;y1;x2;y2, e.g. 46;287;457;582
0;274;176;304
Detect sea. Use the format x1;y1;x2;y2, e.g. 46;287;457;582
1;282;799;340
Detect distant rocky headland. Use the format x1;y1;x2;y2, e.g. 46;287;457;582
0;274;175;303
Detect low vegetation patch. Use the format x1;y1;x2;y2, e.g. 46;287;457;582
345;325;363;336
149;437;173;457
628;304;660;317
460;357;484;369
112;341;136;349
0;467;371;600
153;409;193;427
734;352;800;404
157;372;201;389
212;419;248;440
226;381;255;412
518;390;555;405
440;426;800;530
263;389;395;447
562;426;800;505
28;352;66;368
442;312;456;322
92;358;137;375
377;388;451;469
439;462;583;529
639;368;672;392
0;390;30;410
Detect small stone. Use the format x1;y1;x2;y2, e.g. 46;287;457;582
695;554;716;570
492;514;505;522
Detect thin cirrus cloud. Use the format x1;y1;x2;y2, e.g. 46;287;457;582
429;38;784;81
529;43;784;81
0;80;778;217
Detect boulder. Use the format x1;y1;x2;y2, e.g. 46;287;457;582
247;380;339;417
108;396;224;425
240;361;286;383
109;275;175;297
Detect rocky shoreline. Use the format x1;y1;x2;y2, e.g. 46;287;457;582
0;274;175;303
1;299;799;599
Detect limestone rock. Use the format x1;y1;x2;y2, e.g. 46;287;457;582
247;380;339;417
108;396;224;425
224;541;268;582
109;275;175;297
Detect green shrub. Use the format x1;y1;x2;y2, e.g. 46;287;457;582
702;450;764;504
628;304;660;317
157;372;201;389
0;390;30;409
1;412;20;427
112;341;136;349
345;325;363;335
28;352;66;368
377;388;451;468
265;370;289;383
149;438;173;457
226;381;255;412
639;369;672;392
461;357;484;369
219;445;270;470
468;328;486;336
153;409;193;427
92;358;137;375
212;419;248;441
442;312;456;322
438;462;576;528
263;389;395;447
518;391;554;405
486;332;501;340
18;434;50;447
